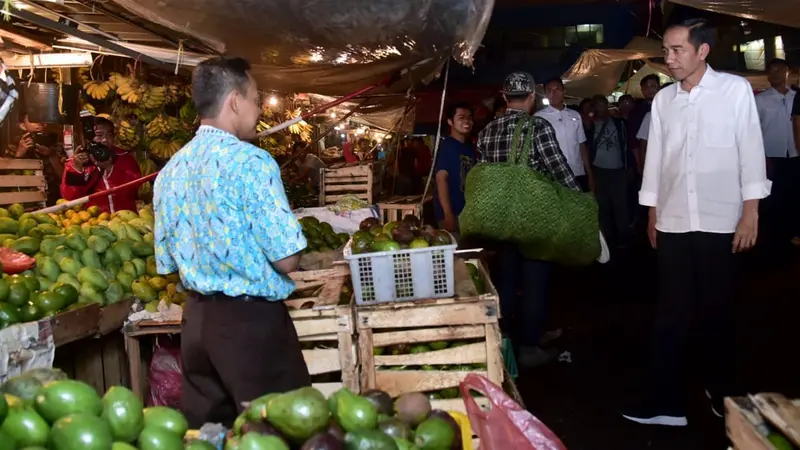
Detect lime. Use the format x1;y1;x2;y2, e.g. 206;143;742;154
34;291;66;314
0;302;21;326
6;282;29;308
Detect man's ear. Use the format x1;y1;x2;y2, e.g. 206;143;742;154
225;90;238;115
698;43;710;61
447;118;454;128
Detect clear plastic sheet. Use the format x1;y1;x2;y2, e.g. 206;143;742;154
109;0;494;95
669;0;800;29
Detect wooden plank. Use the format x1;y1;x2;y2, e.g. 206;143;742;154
288;266;349;281
303;348;341;375
358;301;499;329
359;328;375;391
372;325;485;347
374;342;486;367
725;397;773;450
485;324;504;386
97;298;134;336
52;304;101;346
124;324;181;337
125;333;146;401
0;158;43;170
324;176;371;183
293;317;349;338
0;190;47;205
101;333;128;390
374;370;487;398
324;184;371;193
73;339;105;394
338;331;358;392
0;175;46;187
323;165;372;177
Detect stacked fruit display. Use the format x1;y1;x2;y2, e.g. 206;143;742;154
229;386;470;449
0;202;182;330
298;217;349;253
0;370;190;450
352;216;452;254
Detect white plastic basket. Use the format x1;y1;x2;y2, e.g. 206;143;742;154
343;233;458;305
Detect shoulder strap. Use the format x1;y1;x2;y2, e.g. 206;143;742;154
509;115;529;165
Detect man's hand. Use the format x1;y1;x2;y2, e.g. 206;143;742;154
72;153;90;172
34;144;53;157
15;134;32;158
733;209;758;253
441;214;457;232
587;175;596;193
648;207;657;249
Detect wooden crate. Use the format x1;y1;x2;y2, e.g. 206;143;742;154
377;194;432;224
286;265;358;394
356;261;502;405
726;396;800;450
0;158;47;208
319;164;373;206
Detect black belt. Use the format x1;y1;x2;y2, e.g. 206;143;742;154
192;292;268;302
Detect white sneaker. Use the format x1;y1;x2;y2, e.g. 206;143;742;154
597;231;610;264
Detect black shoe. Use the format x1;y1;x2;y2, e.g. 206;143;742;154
621;405;688;427
705;389;724;418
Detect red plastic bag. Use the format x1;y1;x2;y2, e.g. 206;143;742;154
0;247;36;274
147;336;182;409
460;374;567;450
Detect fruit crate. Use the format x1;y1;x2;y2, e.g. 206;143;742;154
286;266;358;394
356;260;503;411
377;194;432;225
0;158;47;209
725;395;800;450
343;231;458;305
319;164;373;207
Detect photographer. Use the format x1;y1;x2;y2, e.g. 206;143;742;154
8;112;64;205
61;132;142;213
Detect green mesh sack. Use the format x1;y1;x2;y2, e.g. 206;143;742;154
459;116;600;266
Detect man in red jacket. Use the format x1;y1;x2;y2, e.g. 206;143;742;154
61;118;142;213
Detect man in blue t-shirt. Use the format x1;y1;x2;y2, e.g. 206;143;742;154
434;102;476;232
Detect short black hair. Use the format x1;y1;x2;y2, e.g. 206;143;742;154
618;94;634;104
542;77;564;89
492;96;506;114
579;98;592;109
446;102;472;121
94;117;114;132
640;74;661;87
667;18;715;50
767;58;789;70
192;56;253;119
504;93;529;103
591;94;609;106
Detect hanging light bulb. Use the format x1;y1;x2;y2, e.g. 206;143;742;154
330;112;337;118
268;96;278;106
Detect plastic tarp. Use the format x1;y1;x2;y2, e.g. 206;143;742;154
668;0;800;29
108;0;494;96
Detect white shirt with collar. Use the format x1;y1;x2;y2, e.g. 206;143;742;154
637;112;651;141
639;66;771;234
535;105;587;176
755;87;797;158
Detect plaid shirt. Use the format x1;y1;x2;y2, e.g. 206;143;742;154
477;109;580;191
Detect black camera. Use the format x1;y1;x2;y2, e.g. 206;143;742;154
87;141;112;163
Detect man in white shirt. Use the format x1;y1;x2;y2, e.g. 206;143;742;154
536;77;593;192
624;18;770;427
755;58;798;254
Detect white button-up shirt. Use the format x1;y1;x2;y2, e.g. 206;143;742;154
535;105;587;176
639;66;771;234
755;87;797;158
637;112;651;141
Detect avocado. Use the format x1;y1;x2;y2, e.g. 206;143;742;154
1;408;49;447
382;221;400;237
299;432;344;450
408;238;429;249
344;429;399;450
378;418;412;441
240;432;290;450
333;389;378;433
427;411;462;449
394;393;431;427
101;386;144;443
391;225;415;245
142;406;189;437
393;438;419;450
414;417;455;450
49;412;113;450
361;390;393;416
371;240;400;252
428;341;448;351
34;379;103;423
265;387;330;444
359;217;380;232
408;345;430;354
246;393;280;422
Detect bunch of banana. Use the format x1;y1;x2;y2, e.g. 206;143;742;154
116;120;140;148
137;156;158;176
82;103;97;116
134;108;158;123
106;72;124;90
116;77;145;104
165;83;182;104
142;85;166;109
183;84;192;99
179;101;197;124
148;138;185;159
78;68;91;84
145;115;173;138
83;81;112;100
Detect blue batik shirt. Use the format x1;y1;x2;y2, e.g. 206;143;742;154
153;125;307;300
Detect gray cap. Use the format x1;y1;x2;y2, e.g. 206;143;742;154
501;71;536;95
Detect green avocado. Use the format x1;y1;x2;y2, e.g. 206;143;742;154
332;388;378;433
49;413;113;450
414;417;455;450
34;379;103;423
102;386;143;443
265;387;329;444
344;429;399;450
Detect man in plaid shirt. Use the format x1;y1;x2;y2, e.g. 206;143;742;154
479;71;580;368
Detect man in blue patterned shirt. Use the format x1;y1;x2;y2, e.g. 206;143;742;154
154;56;309;428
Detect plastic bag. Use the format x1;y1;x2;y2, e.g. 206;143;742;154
459;374;566;450
147;336;182;409
0;247;35;274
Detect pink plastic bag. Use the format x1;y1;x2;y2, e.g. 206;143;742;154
147;336;182;409
459;374;567;450
0;248;36;274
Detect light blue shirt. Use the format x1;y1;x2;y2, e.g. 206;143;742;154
153;126;307;300
755;87;797;158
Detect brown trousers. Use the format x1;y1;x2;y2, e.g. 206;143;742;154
180;294;310;428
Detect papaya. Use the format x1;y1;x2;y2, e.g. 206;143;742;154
131;258;146;277
40;237;62;256
65;233;87;251
58;257;83;277
56;273;81;291
114;210;139;222
102;248;121;266
80;249;102;269
86;235;109;254
148;276;168;291
89;226;117;242
0;218;18;234
112;240;134;261
131;280;157;302
78;284;105;305
0;234;15;242
37;256;61;282
77;267;109;291
32;213;56;225
116;272;134;292
145;256;158;276
17;213;32;224
143;232;154;245
17;218;37;237
7;204;23;219
122;224;142;243
11;237;41;256
131;242;154;257
126;218;153;234
52;246;74;264
32;224;61;237
109;223;127;241
0;208;8;218
105;281;125;304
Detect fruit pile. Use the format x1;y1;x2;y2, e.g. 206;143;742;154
298;217;349;253
352;216;452;254
230;386;470;449
0;202;182;330
0;370;190;450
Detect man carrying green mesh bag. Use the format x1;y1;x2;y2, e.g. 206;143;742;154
461;71;607;367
